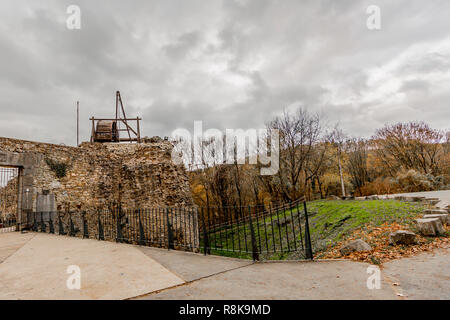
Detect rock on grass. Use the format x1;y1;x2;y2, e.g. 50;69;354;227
340;239;372;256
416;218;445;236
389;230;417;245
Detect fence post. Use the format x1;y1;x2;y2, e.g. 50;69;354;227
82;211;89;239
40;212;46;233
98;210;104;240
32;212;37;232
69;212;75;237
166;208;174;250
201;207;210;255
295;203;304;250
58;213;65;235
303;201;313;260
247;206;259;261
116;208;123;243
138;209;146;246
49;212;55;234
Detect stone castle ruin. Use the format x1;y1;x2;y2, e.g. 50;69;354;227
0;136;198;248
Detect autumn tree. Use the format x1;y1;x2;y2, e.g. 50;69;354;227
345;138;371;196
373;121;446;176
269;108;325;201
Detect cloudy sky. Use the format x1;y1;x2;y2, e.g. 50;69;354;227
0;0;449;145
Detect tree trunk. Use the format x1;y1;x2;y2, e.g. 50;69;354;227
338;154;346;197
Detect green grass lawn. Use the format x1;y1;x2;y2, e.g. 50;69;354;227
306;200;424;255
203;199;425;261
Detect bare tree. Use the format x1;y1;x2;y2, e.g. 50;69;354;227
346;138;371;196
373;121;445;176
269;108;324;201
329;127;347;197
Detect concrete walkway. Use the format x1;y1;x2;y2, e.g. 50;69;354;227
137;259;396;300
383;249;450;300
0;232;448;300
379;190;450;210
0;233;184;299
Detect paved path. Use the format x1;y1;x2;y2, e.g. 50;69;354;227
0;232;448;300
383;249;450;300
137;259;396;300
379;190;450;210
0;233;184;299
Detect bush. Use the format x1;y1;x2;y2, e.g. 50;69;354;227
45;158;69;178
359;177;399;196
395;169;436;192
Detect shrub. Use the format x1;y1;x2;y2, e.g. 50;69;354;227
45;158;69;178
395;169;434;192
359;177;399;196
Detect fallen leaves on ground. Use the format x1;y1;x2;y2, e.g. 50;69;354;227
319;222;449;264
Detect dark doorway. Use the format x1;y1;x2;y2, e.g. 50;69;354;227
0;167;19;232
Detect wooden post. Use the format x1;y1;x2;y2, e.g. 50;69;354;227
137;118;141;143
76;101;79;146
91;117;95;143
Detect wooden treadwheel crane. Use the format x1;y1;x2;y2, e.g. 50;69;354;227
90;91;142;143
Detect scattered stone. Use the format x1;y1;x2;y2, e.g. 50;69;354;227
355;197;365;201
389;230;417;245
423;214;449;225
366;195;379;200
415;218;445;236
327;195;341;200
424;209;448;215
424;198;440;206
340;239;372;256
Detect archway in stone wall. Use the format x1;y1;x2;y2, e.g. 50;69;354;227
0;166;20;232
0;150;37;232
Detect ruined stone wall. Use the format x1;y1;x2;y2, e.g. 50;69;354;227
0;137;193;210
0;137;198;248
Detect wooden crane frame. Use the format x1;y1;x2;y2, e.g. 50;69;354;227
90;91;141;143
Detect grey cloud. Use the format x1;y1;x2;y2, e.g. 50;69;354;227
0;0;449;146
400;79;430;93
399;52;450;75
162;31;202;60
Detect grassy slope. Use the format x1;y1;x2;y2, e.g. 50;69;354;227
205;200;427;260
306;200;425;255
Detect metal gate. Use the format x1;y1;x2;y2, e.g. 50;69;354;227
0;167;19;232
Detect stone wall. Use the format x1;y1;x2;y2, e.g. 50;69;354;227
0;136;198;249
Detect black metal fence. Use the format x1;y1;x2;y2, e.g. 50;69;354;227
199;200;313;260
22;200;313;261
0;216;17;233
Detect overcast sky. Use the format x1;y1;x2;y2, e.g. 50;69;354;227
0;0;449;145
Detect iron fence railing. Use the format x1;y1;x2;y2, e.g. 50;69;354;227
200;200;313;260
20;201;313;261
0;216;17;233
